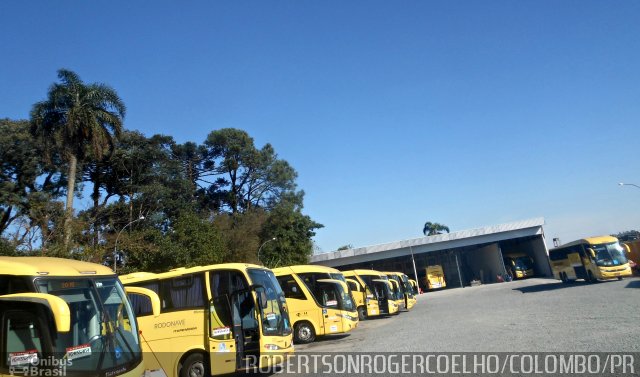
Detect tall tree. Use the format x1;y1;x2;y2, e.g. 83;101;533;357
202;128;297;214
30;69;125;248
423;221;450;236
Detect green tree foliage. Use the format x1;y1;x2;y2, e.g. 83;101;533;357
259;192;323;268
423;221;450;236
0;119;65;250
2;70;322;272
30;69;125;249
0;119;40;235
202;128;297;213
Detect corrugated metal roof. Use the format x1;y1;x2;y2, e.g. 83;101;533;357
311;217;545;265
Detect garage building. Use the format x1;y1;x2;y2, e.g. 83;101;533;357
310;218;551;290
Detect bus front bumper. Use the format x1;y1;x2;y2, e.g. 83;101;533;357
600;266;633;279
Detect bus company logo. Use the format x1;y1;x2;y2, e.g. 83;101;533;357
154;319;186;329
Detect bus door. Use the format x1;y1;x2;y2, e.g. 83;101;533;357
208;295;238;375
569;247;587;279
371;279;390;314
315;280;345;334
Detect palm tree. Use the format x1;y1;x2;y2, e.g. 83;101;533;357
423;221;450;236
31;69;125;249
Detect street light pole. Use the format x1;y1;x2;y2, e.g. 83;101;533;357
619;182;640;190
113;215;144;273
257;237;277;265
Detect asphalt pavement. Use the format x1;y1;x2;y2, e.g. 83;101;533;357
295;276;640;353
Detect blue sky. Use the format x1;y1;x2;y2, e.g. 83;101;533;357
2;1;639;251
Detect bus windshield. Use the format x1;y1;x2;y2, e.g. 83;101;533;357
247;269;292;337
35;277;140;373
359;275;386;298
297;272;355;312
400;275;415;298
387;276;403;300
592;242;629;267
314;281;355;312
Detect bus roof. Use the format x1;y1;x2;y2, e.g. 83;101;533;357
120;262;266;284
342;269;384;277
273;265;341;275
0;257;115;277
383;271;406;277
551;235;619;250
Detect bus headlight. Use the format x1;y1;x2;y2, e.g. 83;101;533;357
264;344;282;351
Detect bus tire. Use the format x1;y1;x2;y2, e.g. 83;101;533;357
357;306;367;321
180;353;207;377
587;271;597;283
617;276;623;280
294;321;316;344
560;272;568;283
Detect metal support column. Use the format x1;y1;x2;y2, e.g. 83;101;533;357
455;252;464;288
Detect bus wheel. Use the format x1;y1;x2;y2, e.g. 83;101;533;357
357;306;367;321
181;353;207;377
587;271;597;283
560;272;568;283
294;322;316;344
617;276;623;281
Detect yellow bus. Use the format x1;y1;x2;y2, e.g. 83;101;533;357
0;257;154;377
342;270;399;320
384;272;417;310
121;263;293;377
549;236;633;283
273;265;358;343
503;253;534;279
425;265;446;290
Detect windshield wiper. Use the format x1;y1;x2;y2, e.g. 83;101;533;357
91;281;135;369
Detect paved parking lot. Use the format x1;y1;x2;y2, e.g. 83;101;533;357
296;277;640;353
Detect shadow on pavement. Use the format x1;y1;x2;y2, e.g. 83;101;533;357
625;280;640;289
512;280;607;293
311;333;351;343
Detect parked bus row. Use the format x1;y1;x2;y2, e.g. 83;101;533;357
0;257;419;377
0;234;634;377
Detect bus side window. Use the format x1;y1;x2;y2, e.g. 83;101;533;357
0;276;29;295
276;275;306;300
347;281;358;292
164;274;206;311
2;311;44;370
128;293;153;317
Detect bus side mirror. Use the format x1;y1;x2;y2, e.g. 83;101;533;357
0;293;71;332
346;278;361;292
622;244;631;254
125;287;161;316
587;248;596;259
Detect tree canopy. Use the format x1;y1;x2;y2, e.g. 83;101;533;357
423;221;450;236
1;70;323;271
